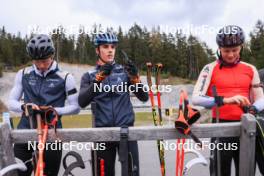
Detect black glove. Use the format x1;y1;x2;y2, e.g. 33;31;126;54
125;63;140;84
95;64;113;82
125;62;138;77
242;105;258;116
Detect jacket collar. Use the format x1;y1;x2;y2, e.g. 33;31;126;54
33;60;59;77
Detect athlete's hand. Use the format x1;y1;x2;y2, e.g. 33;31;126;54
223;95;250;106
242;105;258;116
95;63;113;82
125;62;138;77
22;103;44;117
125;63;141;84
21;103;40;111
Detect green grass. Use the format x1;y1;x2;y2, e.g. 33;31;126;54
1;112;154;129
134;112;154;126
1;109;212;129
160;76;195;85
61;114;92;128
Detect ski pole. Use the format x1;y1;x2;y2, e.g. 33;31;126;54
175;91;202;146
155;63;164;126
146;62;159;126
34;106;59;176
176;92;185;176
24;105;39;174
175;90;202;176
155;63;166;176
100;159;105;176
146;62;166;176
212;85;221;176
180;138;186;176
35;113;44;176
121;50;133;65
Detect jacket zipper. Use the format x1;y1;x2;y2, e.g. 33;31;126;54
38;74;45;104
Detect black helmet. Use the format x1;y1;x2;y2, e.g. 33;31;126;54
216;25;245;47
26;34;55;60
94;32;118;47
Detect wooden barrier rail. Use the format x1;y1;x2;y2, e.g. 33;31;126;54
0;114;257;176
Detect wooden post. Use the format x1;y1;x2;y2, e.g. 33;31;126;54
0;123;18;176
239;114;256;176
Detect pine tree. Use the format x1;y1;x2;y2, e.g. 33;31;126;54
249;20;264;69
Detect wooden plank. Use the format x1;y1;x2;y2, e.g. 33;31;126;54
11;122;241;143
239;114;256;176
0;123;18;176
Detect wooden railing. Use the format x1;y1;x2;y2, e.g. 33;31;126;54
0;114;257;176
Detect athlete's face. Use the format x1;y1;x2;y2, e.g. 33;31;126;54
33;57;53;72
96;44;116;64
220;46;242;64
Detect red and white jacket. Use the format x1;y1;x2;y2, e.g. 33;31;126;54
192;60;264;120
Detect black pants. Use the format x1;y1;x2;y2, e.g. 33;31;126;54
210;119;240;176
91;141;139;176
210;136;240;176
256;137;264;175
14;142;62;176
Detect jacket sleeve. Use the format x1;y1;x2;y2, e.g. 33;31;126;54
192;63;216;108
54;74;80;115
250;66;264;111
131;83;149;102
8;69;24;113
78;73;99;108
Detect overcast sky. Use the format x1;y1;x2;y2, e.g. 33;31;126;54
0;0;264;50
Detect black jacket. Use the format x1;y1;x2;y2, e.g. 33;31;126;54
78;63;148;127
